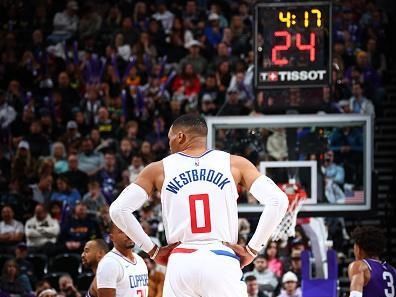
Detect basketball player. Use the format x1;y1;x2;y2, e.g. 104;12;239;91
109;114;288;297
81;239;109;297
348;226;396;297
97;223;148;297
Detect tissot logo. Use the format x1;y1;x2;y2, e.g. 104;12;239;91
259;70;327;82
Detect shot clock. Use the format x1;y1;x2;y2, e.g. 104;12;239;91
254;2;332;89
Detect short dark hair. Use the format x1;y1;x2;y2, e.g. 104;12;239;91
245;275;257;282
351;226;385;257
172;114;208;136
254;254;268;261
92;239;109;253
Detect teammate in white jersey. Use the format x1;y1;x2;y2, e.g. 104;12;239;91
109;114;288;297
81;239;109;297
97;223;148;297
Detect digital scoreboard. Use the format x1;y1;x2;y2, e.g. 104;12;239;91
254;2;332;89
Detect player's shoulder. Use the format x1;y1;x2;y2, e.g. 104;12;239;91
348;259;370;274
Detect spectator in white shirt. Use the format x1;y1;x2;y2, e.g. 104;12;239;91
48;1;79;43
25;204;60;253
277;272;302;297
152;2;174;34
0;205;24;253
349;82;375;119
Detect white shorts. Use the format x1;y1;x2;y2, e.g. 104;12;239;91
163;242;245;297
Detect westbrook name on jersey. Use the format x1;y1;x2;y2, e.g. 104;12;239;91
165;168;231;194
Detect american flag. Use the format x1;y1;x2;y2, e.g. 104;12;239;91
344;190;365;204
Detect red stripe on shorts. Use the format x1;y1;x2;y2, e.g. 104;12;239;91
171;248;197;254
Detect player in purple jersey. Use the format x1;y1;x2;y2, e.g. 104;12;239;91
348;226;396;297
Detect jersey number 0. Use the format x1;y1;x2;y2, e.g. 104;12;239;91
189;194;212;233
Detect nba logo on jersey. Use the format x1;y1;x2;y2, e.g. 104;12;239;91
194;158;199;166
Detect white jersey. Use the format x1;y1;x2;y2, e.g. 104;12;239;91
161;150;239;244
97;248;148;297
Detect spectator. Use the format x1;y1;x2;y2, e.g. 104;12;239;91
245;275;269;297
180;40;208;76
0;89;16;133
286;250;302;282
0;205;24;253
35;280;55;297
267;129;288;161
51;175;81;209
243;255;279;295
322;150;346;204
277;272;302;297
59;120;82;149
139;141;155;164
57;72;81;108
78;3;102;41
78;138;104;176
172;63;201;104
51;141;68;174
152;2;174;34
82;180;108;217
29;174;53;205
96;107;115;140
96;151;120;204
218;86;250;116
14;242;35;284
0;147;11;193
48;1;79;43
265;241;284;278
64;154;89;195
25;120;50;159
129;155;145;183
59;203;101;253
58;273;81;297
116;138;133;171
25;203;60;253
204;13;223;48
349;82;375;118
0;259;32;295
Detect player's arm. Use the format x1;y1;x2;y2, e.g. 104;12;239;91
109;162;161;253
97;288;115;297
228;155;288;266
348;260;369;297
97;258;119;297
109;162;180;264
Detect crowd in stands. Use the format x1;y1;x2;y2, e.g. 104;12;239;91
0;0;389;296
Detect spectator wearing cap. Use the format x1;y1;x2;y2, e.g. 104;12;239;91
200;93;217;116
11;140;36;184
152;1;175;34
245;275;269;297
64;154;89;195
51;141;68;174
204;13;223;48
15;242;35;284
78;138;104;176
243;255;279;296
25;203;60;253
0;205;24;254
218;86;250;116
277;272;302;297
180;40;208;75
24;120;50;159
48;1;79;43
0;89;16;132
51;175;81;210
60;120;82;148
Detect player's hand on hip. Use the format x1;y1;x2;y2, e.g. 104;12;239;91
223;242;255;269
152;242;181;266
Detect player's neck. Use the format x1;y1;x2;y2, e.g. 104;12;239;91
114;247;134;261
179;138;208;156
